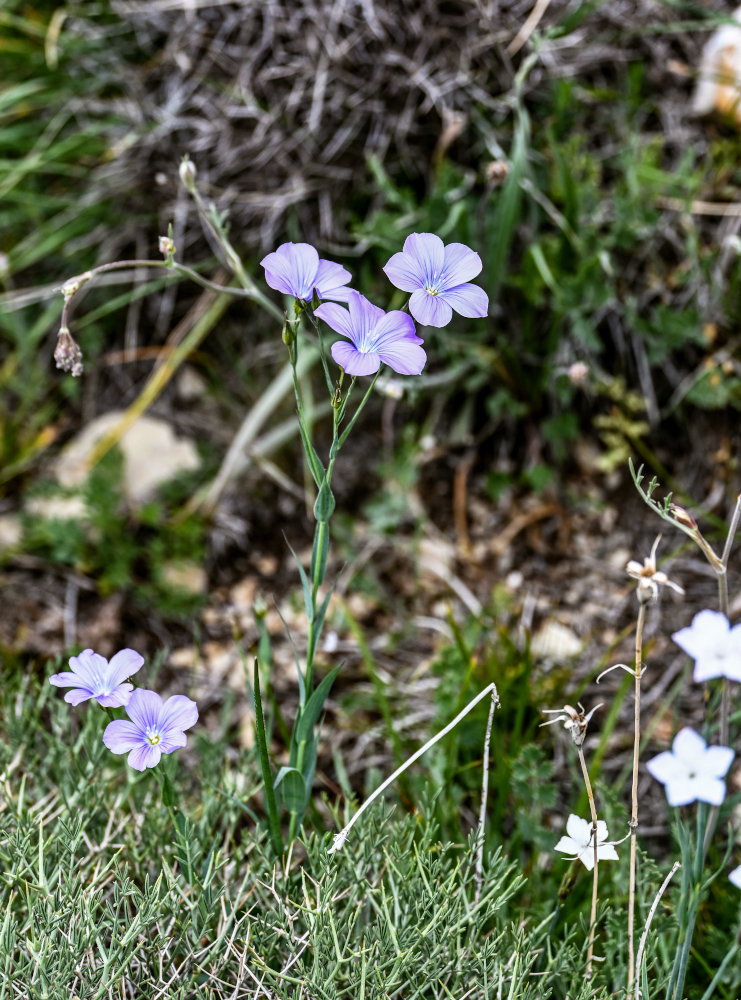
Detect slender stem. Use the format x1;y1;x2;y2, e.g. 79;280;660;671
577;745;599;979
628;600;647;994
635;861;680;1000
329;682;500;853
474;689;498;905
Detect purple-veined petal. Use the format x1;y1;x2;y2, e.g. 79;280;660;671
331;341;381;375
441;282;489;319
49;671;85;689
402;233;445;283
376;340;427;375
67;649;107;689
260;243;320;298
125;689;164;730
97;684;134;708
370;310;419;347
107;648;144;686
383;250;427;292
313;259;353;301
409;289;453;327
315;302;355;341
440;243;483;286
347;290;385;346
159;730;189;754
159;695;199;735
64;688;94;705
128;743;162;771
103;719;144;755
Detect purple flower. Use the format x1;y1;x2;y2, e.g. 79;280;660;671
383;232;489;327
103;689;198;771
50;648;143;707
315;290;426;376
260;242;353;302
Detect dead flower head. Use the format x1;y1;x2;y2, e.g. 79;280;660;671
626;535;684;604
540;702;602;747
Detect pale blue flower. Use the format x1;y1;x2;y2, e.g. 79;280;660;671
103;688;198;771
260;242;352;302
50;648;143;707
315;290;426;376
383;232;489;327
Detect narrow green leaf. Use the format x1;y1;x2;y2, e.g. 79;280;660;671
296;665;341;748
252;659;284;856
310;520;330;586
284;536;314;623
313;481;335;522
274;766;306;814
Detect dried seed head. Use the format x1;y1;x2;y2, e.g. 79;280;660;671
54;327;83;377
541;702;602;747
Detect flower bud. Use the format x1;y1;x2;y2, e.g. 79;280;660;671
178;157;197;192
669;504;697;530
158;235;175;258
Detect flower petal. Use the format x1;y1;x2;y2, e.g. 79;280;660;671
402;233;444;283
97;684;134;708
565;814;590;845
409;289;452;327
672;727;708;765
673;610;729;660
64;688;93;705
49;671;85;689
440;242;483;286
377;340;427;375
260;242;319;298
160;730;188;754
159;695;199;735
315;302;355;341
554;835;578;856
128;743;162;771
125;689;163;730
704;745;735;779
646;749;686;786
331;341;380;375
67;649;107;690
730;865;741;889
383;250;427;292
441;282;489;319
103;720;143;755
313;259;353;301
107;648;144;686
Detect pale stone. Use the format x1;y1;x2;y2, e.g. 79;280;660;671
162;561;208;594
0;514;23;549
26;494;88;522
54;411;200;506
531;621;583;660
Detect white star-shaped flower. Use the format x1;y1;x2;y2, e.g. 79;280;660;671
626;535;684;603
646;727;734;807
672;610;741;683
554;814;619;871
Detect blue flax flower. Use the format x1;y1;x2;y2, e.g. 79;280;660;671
50;648;143;707
260;242;353;302
383;232;489;327
315;290;426;376
103;688;198;770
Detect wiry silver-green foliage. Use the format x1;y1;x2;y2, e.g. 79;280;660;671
0;663;619;1000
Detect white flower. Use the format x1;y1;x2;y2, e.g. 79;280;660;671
672;610;741;683
554;814;619;871
540;703;602;747
646;727;734;807
626;535;684;604
730;865;741;890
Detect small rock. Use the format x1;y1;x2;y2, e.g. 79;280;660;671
162;561;208;595
55;411;200;506
0;514;23;550
531;621;583;660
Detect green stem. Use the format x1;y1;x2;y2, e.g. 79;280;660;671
252;659;284;857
